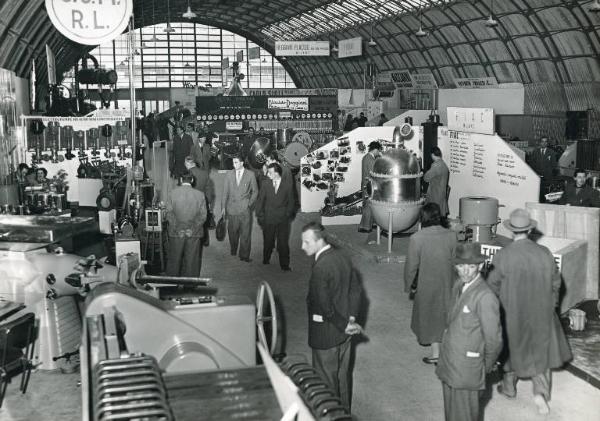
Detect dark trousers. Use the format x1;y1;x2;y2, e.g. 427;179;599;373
502;360;551;399
312;337;352;409
227;211;252;259
442;382;480;421
262;221;290;268
166;236;203;277
358;199;373;231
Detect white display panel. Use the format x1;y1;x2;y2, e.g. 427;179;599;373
300;126;423;213
438;127;540;236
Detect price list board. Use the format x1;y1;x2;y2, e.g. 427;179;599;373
439;127;540;235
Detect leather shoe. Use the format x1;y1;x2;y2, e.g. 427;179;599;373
496;384;516;399
240;257;252;263
263;260;270;265
422;357;438;365
281;266;292;272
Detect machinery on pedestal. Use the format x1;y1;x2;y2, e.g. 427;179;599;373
459;196;501;243
368;124;425;245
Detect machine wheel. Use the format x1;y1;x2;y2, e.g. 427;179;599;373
291;131;313;149
256;281;278;355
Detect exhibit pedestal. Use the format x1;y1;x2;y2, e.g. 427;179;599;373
526;203;599;302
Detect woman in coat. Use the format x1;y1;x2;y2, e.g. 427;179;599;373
404;203;458;364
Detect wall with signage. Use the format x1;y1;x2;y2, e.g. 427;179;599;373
438;126;540;236
438;86;524;125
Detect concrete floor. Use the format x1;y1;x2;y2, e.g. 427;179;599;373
1;171;599;420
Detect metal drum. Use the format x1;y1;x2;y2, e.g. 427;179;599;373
459;196;500;242
283;142;309;169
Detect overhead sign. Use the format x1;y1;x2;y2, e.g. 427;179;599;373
447;107;495;135
247;88;337;96
412;73;438;90
248;47;260;60
454;77;499;89
225;121;243;131
378;70;413;88
268;97;309;111
45;0;133;45
338;37;362;58
274;41;330;57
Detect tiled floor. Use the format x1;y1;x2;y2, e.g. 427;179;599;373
1;170;599;421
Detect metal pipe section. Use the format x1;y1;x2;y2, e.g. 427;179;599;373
128;17;136;170
136;275;212;286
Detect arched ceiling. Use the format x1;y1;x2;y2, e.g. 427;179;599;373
0;0;599;89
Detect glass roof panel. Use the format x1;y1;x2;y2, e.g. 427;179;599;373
260;0;456;40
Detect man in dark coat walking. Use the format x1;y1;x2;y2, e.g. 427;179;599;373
423;146;449;216
436;242;503;421
487;208;572;415
358;141;382;243
301;222;363;410
255;163;295;271
170;125;193;178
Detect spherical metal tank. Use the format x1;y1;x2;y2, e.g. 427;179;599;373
247;137;272;169
370;148;421;203
368;147;424;232
459;196;499;225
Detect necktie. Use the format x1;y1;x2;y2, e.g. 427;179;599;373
274;180;279;193
236;170;242;185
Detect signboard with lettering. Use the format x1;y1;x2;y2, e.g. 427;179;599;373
225;121;243;131
274;41;330;57
447;107;495;135
338;37;362;58
454;77;498;89
411;73;438;89
246;88;338;97
45;0;133;45
438;127;539;234
268;97;309;111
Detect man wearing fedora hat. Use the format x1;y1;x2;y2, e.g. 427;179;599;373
436;242;502;421
487;208;572;415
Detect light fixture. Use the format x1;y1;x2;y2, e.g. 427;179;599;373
368;24;377;47
415;9;428;37
330;33;339;52
165;0;175;33
485;0;499;27
590;0;600;12
262;57;267;63
150;0;159;42
184;62;191;67
183;0;197;19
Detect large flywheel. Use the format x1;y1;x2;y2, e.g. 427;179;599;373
256;281;278;355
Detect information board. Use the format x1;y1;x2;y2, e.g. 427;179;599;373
447;107;495;135
438;127;540;235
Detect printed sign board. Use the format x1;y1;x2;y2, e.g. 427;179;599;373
338;37;362;58
411;73;438;89
378;70;414;88
268;97;309;111
454;77;499;89
45;0;133;45
275;41;330;57
447;107;494;135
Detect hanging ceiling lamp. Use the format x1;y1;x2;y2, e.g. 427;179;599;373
150;0;159;42
368;24;377;47
415;9;428;37
183;0;197;19
589;0;600;12
164;0;176;33
331;33;339;52
485;0;499;27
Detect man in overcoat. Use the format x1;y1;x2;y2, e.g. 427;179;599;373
423;146;449;216
404;203;458;364
170;125;193;178
191;128;212;171
487;208;572;414
436;242;503;421
255;163;295;271
165;173;207;277
358;141;382;243
301;222;363;410
221;154;258;262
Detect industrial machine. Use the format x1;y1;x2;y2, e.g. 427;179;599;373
80;256;352;421
368;124;425;235
459;196;501;243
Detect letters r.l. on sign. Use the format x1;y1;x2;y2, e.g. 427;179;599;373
45;0;133;46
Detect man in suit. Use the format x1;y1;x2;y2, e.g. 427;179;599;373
256;163;295;271
185;156;214;245
191;128;212;171
558;168;600;207
487;208;572;415
301;222;363;410
436;242;503;421
423;146;449;216
221;154;258;262
359;141;382;244
530;136;557;181
165;173;207;277
170;125;193;178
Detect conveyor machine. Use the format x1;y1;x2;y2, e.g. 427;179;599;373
81;262;352;421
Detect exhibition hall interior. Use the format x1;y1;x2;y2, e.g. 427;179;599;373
0;0;599;420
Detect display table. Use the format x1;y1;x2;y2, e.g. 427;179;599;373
526;203;599;303
481;235;588;313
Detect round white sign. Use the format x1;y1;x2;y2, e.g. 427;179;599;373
45;0;133;46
